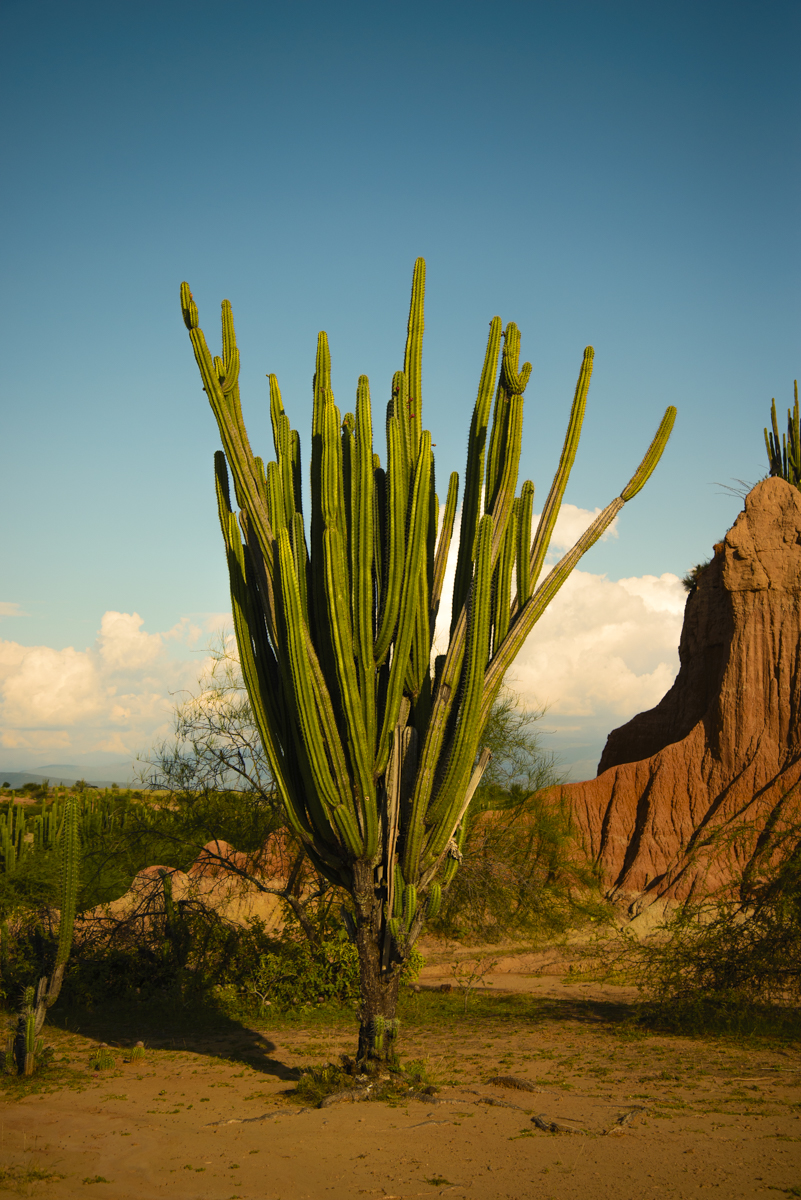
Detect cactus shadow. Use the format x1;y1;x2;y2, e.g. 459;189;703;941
46;996;302;1081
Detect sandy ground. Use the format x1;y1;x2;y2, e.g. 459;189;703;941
2;959;800;1200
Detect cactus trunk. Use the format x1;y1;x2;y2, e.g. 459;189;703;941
353;861;402;1064
181;260;675;1063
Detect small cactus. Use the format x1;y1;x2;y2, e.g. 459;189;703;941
89;1049;117;1071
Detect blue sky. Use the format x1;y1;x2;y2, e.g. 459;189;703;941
0;0;798;774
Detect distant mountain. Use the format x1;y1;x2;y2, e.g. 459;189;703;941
38;762;137;780
0;761;139;790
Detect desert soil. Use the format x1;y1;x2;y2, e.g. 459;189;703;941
1;958;799;1199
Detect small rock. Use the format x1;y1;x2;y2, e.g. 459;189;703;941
318;1088;369;1108
531;1113;586;1134
487;1075;540;1093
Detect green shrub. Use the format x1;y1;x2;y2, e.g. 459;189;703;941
432;788;607;943
600;788;801;1035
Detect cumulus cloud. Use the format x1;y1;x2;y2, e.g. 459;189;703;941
509;570;685;717
544;503;619;554
0;504;685;774
434;502;684;730
0;612;215;762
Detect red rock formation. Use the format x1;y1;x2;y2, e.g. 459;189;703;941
558;477;801;906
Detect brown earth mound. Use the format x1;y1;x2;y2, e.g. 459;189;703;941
557;476;801;909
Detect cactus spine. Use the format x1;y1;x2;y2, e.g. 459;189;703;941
181;261;675;1064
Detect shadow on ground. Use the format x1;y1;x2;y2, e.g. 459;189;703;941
44;995;305;1080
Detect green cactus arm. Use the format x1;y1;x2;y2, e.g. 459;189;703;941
501;326;532;398
431;471;459;625
486;323;530;514
380;721;405;963
404;571;430;701
419;746;492;885
373;463;385;599
764;426;777;474
526;346;594;593
273;528;355;836
374;415;406;664
480;405;677;727
484;383;508;517
620;404;677;501
342;412;356;579
320;394;343;530
516;480;535;608
266;460;287;536
788;383;800;486
389;370;410;482
290;428;303;517
375;432;432;775
278;413;295;524
322;523;378;853
269;372;286;461
766;397;782;475
55;798;79;968
492;501;517;653
403;259;425;467
419;512;494;842
402;882;418;927
181;284;276;572
426;882;442;918
450;317;503;633
487;393;524;567
216;467;318;842
353;376;376;748
291;511;310;626
309;333;332;639
220;299;240;390
404;594;469;866
268;375;296;525
405;451;436;702
253;455;269;510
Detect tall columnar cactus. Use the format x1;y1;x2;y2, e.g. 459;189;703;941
181;260;675;1063
765;381;800;490
13;797;79;1075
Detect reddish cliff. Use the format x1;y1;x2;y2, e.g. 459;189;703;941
558;477;801;906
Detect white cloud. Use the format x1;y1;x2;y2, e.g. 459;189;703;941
0;612;213;761
0;506;685;774
509;570;685;717
434;502;684;728
544;503;619;554
0;602;26;618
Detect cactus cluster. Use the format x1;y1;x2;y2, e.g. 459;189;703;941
0;795;62;874
765;382;800;489
7;798;80;1075
0;791;128;878
181;259;674;1060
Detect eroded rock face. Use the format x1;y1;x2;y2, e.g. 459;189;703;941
558;477;801;906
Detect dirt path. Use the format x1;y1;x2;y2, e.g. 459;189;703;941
1;981;800;1199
